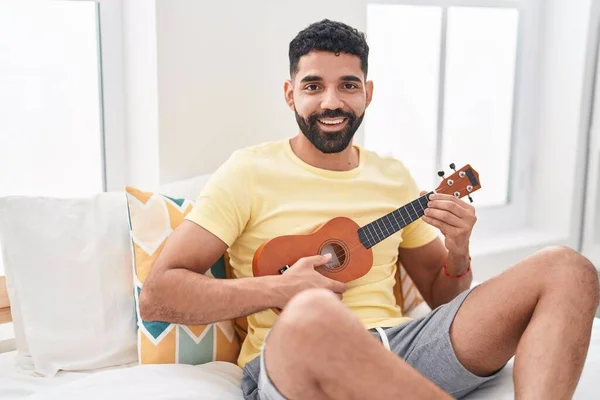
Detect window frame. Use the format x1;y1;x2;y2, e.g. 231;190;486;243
368;0;522;8
580;0;600;268
96;0;127;192
365;0;540;238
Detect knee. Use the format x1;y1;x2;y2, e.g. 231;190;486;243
276;289;343;337
281;288;342;324
541;246;599;308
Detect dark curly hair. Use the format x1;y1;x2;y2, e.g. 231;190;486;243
289;19;369;78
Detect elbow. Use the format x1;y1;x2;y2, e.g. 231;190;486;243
138;280;161;321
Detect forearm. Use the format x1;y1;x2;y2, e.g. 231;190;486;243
140;267;283;325
430;250;472;308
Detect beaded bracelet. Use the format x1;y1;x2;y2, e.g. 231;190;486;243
443;258;471;278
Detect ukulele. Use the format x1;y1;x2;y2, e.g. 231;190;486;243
252;163;481;283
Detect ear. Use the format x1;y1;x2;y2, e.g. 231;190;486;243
365;80;374;108
284;80;295;111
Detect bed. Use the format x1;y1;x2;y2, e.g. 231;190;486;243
1;318;598;399
0;350;243;399
0;177;598;399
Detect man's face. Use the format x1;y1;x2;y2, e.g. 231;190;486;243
285;51;373;154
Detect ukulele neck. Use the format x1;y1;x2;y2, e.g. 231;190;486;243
357;191;434;249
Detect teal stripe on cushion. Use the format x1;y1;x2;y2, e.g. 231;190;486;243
125;193;138;275
142;320;171;340
125;193;133;231
211;256;226;279
135;286;142;326
178;325;214;365
164;195;186;207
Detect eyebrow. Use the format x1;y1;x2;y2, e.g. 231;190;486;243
340;75;362;83
299;75;363;83
300;75;323;83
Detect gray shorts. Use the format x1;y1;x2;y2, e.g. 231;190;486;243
241;285;503;399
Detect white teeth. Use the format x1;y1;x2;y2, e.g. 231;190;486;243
319;118;344;125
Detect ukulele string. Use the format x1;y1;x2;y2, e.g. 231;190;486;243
325;181;474;261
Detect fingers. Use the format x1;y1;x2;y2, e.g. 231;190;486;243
422;215;458;236
296;253;332;268
291;254;346;294
427;194;477;231
328;279;347;294
428;197;469;218
430;193;475;212
424;207;463;227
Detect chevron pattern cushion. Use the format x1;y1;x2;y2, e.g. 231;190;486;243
125;186;240;365
398;264;427;314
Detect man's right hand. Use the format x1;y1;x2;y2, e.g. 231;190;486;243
274;253;347;309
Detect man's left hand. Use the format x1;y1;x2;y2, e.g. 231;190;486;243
420;191;477;255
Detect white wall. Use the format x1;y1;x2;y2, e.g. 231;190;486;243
140;0;366;185
530;0;592;241
122;0;160;190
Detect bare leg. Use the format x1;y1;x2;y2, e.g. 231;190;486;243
264;288;451;400
449;246;600;399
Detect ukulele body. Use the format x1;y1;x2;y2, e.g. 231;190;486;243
252;216;373;283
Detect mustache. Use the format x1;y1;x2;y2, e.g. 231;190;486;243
308;109;355;124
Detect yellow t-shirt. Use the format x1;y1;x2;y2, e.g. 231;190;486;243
185;139;438;369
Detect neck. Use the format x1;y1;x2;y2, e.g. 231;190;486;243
357;191;434;249
289;134;359;171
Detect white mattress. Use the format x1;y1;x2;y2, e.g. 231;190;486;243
0;351;139;399
1;318;599;399
0;351;243;400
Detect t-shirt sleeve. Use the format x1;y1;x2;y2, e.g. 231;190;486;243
185;150;253;247
398;163;439;249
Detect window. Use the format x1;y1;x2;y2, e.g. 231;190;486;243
0;0;124;275
0;0;103;277
365;0;533;234
443;7;518;207
0;1;104;201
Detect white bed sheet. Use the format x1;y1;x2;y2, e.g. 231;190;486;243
24;362;244;400
1;318;599;399
0;351;138;399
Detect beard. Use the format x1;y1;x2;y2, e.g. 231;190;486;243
295;108;365;154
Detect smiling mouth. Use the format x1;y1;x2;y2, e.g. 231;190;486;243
318;118;347;126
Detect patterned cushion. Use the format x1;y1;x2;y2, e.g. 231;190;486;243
391;258;427;316
124;186;240;365
398;264;426;314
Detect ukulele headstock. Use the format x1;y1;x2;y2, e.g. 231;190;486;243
433;163;481;202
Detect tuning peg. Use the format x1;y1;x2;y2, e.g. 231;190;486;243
467;195;474;203
449;163;456;171
437;170;445;178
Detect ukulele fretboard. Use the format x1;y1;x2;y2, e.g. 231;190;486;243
357;191;434;249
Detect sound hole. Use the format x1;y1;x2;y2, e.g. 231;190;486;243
320;241;348;272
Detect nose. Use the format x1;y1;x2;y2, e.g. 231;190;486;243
320;88;344;110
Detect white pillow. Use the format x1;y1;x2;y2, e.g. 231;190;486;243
159;173;213;199
0;193;137;376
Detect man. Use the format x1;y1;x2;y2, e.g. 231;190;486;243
139;19;600;399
